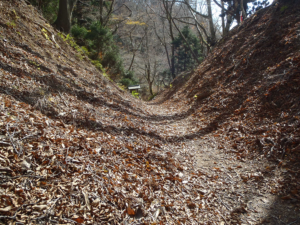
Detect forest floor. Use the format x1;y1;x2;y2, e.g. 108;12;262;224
0;0;300;224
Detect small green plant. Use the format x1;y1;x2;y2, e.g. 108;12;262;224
91;60;105;72
6;21;16;28
81;46;89;55
131;90;139;99
28;60;41;69
117;84;126;91
41;28;51;41
29;60;40;67
280;5;288;12
170;84;173;88
58;32;87;57
11;9;19;20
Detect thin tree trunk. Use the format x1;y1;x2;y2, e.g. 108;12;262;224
171;45;175;78
103;0;115;26
221;0;225;35
234;0;240;24
149;81;153;96
224;0;233;36
241;0;247;22
153;22;172;74
163;0;176;79
206;0;216;45
99;0;104;24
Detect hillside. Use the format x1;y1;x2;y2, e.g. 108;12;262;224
155;0;300;186
152;1;300;222
0;0;300;224
158;4;300;160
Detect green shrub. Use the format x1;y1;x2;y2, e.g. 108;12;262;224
131;90;139;99
71;24;88;39
91;60;105;72
85;22;113;54
81;46;89;55
27;0;59;23
119;71;138;87
120;78;133;87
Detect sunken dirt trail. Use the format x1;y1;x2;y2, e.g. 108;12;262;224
0;0;300;224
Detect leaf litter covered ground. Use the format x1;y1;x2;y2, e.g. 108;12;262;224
0;0;300;224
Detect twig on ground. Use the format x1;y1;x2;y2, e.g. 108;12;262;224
21;134;37;141
218;195;231;211
287;219;300;225
58;91;68;107
6;123;20;155
0;203;34;220
32;197;61;222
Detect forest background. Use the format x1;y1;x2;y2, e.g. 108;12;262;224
27;0;269;100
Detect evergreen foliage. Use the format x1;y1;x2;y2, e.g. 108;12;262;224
27;0;138;84
85;22;113;57
70;22;135;82
27;0;59;23
71;24;88;40
172;26;203;74
120;71;138;87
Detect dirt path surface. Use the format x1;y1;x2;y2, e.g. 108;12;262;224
192;138;300;225
142;103;300;224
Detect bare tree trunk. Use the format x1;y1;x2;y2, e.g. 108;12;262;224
234;0;240;24
240;0;247;22
99;0;104;24
162;0;176;79
54;0;78;33
128;26;146;71
145;62;154;96
206;0;216;45
153;22;172;75
221;0;225;35
223;0;233;36
149;81;153;96
103;0;115;26
128;54;135;71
